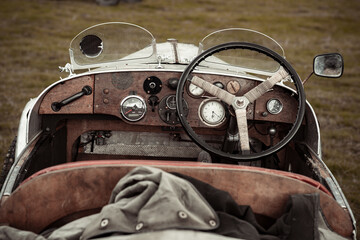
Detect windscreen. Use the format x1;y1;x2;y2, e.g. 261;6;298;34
198;29;285;74
69;22;156;70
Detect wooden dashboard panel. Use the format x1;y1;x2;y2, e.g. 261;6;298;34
39;75;94;114
39;71;299;126
93;71;257;127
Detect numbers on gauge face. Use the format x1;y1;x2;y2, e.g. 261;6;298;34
120;95;147;121
188;83;204;97
198;99;226;127
266;98;283;115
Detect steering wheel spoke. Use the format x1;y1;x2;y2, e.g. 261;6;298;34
191;76;235;105
244;66;289;103
235;108;250;154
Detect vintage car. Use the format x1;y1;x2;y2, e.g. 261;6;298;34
0;22;356;239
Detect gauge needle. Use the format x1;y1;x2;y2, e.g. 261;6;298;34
212;111;220;118
125;109;133;115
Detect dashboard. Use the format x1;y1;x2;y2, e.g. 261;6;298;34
38;71;298;128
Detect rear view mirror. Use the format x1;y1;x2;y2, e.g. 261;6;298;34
313;53;343;78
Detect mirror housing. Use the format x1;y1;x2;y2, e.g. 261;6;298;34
313;53;344;78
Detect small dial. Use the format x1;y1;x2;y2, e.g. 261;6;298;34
188;83;204;97
120;95;147;121
226;80;241;94
165;95;177;110
159;95;188;125
199;99;226;127
266;98;283;115
214;82;224;89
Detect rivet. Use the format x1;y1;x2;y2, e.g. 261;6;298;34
103;88;109;94
209;219;216;227
103;98;109;104
100;218;109;228
178;211;188;219
135;222;143;231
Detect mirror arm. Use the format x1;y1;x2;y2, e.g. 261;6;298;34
302;71;314;85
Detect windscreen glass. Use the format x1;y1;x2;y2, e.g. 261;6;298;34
199;29;285;73
69;22;156;69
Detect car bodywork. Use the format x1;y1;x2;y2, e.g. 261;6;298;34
0;22;356;239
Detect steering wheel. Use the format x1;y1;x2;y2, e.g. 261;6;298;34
176;42;306;161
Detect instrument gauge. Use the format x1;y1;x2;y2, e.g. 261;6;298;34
266;98;283;115
214;82;224;89
188;83;204;97
159;95;188;125
165;95;177;110
120;95;147;121
199;99;226;127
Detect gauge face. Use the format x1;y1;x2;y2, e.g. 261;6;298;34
159;95;188;125
120;95;147;121
188;83;204;97
199;99;226;127
266;98;283;115
165;95;177;110
214;82;224;89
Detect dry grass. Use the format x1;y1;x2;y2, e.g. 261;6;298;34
0;0;359;235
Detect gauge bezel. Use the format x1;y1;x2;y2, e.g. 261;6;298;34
266;98;283;115
120;95;147;122
198;99;226;127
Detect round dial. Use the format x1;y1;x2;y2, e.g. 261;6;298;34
159;95;188;125
188;83;204;97
199;99;226;127
266;98;283;115
165;95;177;110
120;95;147;121
226;80;241;94
214;82;224;89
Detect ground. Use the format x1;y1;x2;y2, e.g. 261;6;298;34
0;0;359;236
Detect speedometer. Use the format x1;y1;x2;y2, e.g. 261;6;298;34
120;95;147;121
198;99;226;127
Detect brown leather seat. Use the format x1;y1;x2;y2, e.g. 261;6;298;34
0;160;353;237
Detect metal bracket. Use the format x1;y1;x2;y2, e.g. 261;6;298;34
59;63;75;77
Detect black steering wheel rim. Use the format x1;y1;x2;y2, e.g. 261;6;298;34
176;42;306;162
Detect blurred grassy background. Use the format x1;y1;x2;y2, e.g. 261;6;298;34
0;0;359;235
